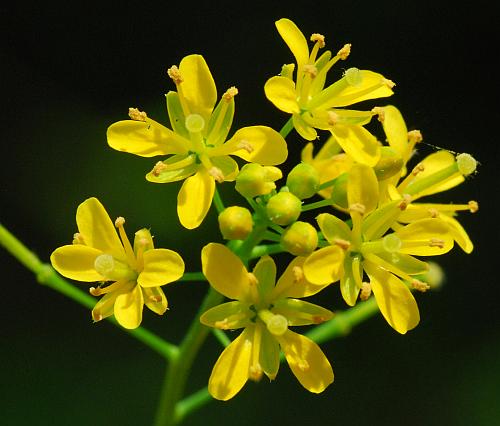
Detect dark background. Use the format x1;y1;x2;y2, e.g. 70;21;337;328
1;1;498;425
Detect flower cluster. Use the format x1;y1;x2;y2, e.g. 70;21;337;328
50;18;478;401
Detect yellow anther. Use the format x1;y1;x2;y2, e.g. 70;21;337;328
292;265;304;282
149;295;162;303
247;272;258;286
222;86;238;101
429;238;445;248
297;359;310;372
214;319;230;330
89;287;102;296
208;167;225;183
427;208;439;218
93;311;103;322
167;65;183;84
128;107;147;122
383;78;396;89
114;216;125;228
411;279;431;292
303;64;318;78
360;282;372;301
72;232;85;245
349;203;366;215
398;194;412;210
408;130;423;144
249;364;263;381
313;315;329;324
468;200;479;213
337;43;351;60
236;139;254;153
327;111;339;126
412;164;425;176
152;161;168;177
334;238;351;250
372;106;385;122
310;33;325;47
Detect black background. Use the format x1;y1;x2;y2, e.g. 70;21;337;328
1;1;498;425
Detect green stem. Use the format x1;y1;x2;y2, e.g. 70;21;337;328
0;223;178;360
175;388;212;424
212;328;231;347
179;272;206;282
279;117;294;138
263;230;281;243
250;243;284;258
153;287;224;426
301;199;334;212
213;187;225;214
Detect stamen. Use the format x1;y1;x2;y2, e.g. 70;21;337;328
349;203;366;215
407;130;423;144
372;106;385;122
115;216;125;228
383;78;396;89
214;319;230;330
337;43;351;60
152;161;168;177
456;153;477;176
360;282;372;301
429;238;445;248
310;33;325;47
149;295;163;303
312;315;329;324
128;107;147;122
303;64;318;78
334;238;351;250
222;86;239;101
236;140;254;153
92;311;103;322
167;65;183;84
292;265;304;282
208;166;225;183
468;200;479;213
89;287;102;296
249;364;263;381
72;233;85;245
411;279;430;292
398;194;412;210
427;208;440;218
327;111;339;126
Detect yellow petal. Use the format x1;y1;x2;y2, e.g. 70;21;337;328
143;286;168;315
340;255;361;306
211;155;239;182
166;91;189;139
273;256;330;299
76;198;125;261
347;163;379;214
303;246;345;285
264;76;300;114
438;214;474;254
316;213;352;244
107;119;188;157
380;105;408;155
364;260;419;334
200;301;252;330
332;124;381;167
201;243;251;301
396;218;454;256
272;298;334;326
138;249;185;287
208;327;253;401
260;328;280;380
50;245;103;282
275;18;309;68
114;284;144;329
212;126;288;165
178;54;217;122
278;330;333;393
177;169;215;229
293;113;317;141
362;200;402;241
252;255;277;304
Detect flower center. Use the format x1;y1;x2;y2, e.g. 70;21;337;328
94;254;137;281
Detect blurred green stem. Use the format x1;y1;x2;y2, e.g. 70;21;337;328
0;223;178;360
279;117;294;138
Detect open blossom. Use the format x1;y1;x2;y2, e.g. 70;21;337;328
264;18;394;166
303;164;455;334
107;54;287;229
50;197;184;329
200;243;333;400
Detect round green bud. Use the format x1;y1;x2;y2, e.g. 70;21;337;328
266;191;302;226
281;221;318;256
373;147;404;180
286;163;320;200
218;206;253;240
235;163;282;198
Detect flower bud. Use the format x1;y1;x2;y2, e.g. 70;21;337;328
281;221;318;256
235;163;282;198
266;191;302;226
218;206;253;240
286;163;320;200
373;147;404;180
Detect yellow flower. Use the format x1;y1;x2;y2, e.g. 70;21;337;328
303;164;455;334
50;198;185;329
374;105;478;253
107;54;288;229
200;243;333;400
264;18;394;165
